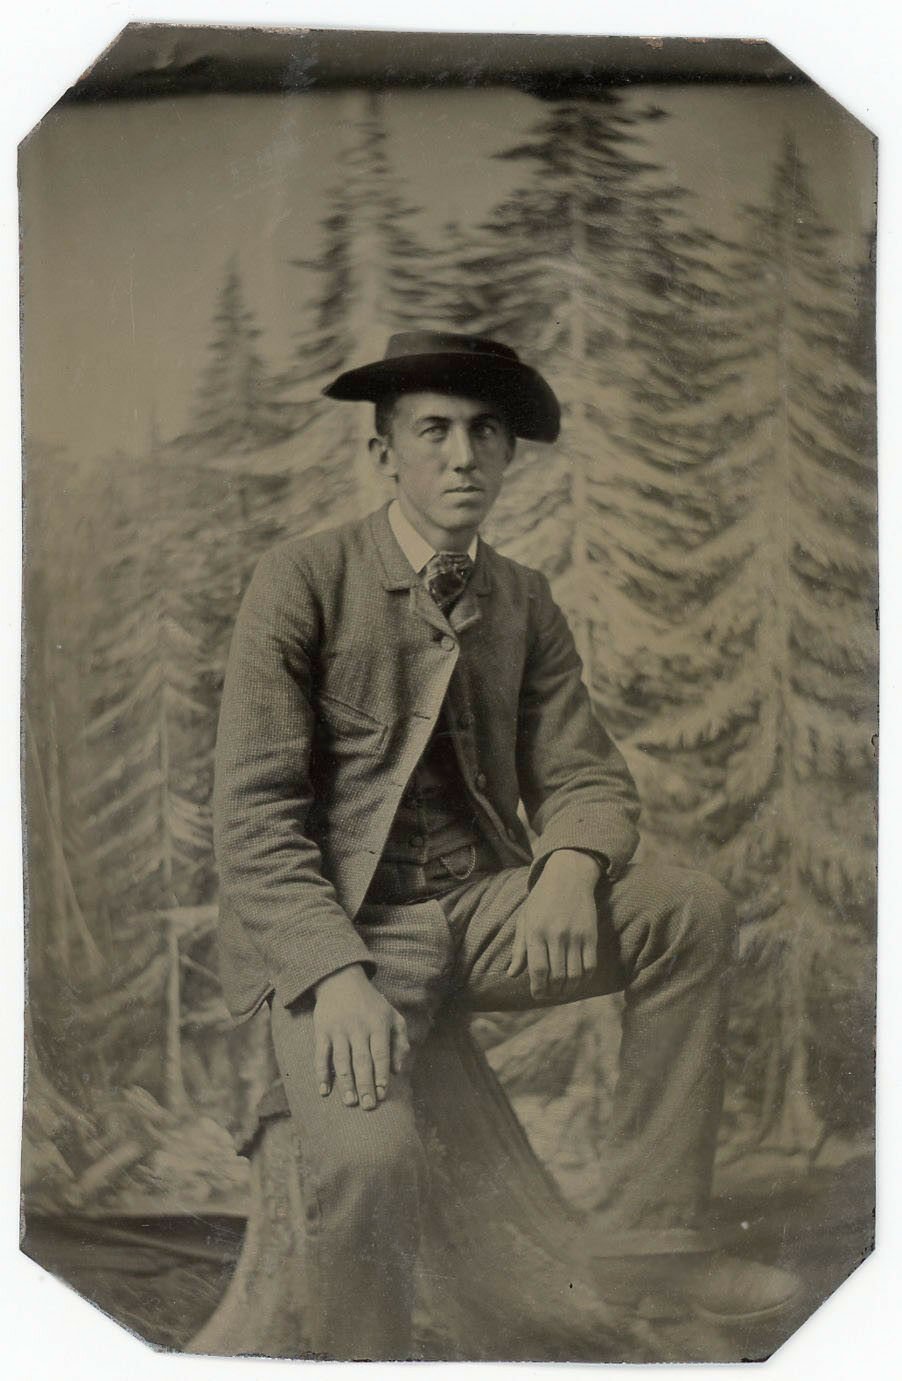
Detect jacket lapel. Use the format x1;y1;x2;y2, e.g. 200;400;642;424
450;538;491;634
366;502;492;638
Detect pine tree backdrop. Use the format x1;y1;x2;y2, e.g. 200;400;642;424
22;85;876;1222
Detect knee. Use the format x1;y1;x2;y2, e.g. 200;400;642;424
665;867;737;969
361;1115;425;1187
328;1111;425;1205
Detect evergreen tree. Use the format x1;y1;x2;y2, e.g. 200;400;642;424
24;444;118;1107
190;256;295;452
471;96;727;734
283;91;431;519
68;454;283;1102
635;139;877;1152
83;533;210;916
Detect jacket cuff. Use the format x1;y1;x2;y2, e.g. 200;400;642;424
529;847;610;887
275;931;376;1010
528;806;639;889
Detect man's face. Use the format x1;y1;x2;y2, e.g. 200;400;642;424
371;391;514;551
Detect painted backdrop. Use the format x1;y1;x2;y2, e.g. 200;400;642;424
21;79;876;1226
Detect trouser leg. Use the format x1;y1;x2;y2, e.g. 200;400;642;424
269;899;454;1360
586;864;736;1235
270;997;424;1360
448;860;738;1241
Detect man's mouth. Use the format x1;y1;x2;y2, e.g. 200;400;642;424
446;485;483;494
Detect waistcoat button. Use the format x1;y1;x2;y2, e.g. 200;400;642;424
458;712;473;729
475;771;487;790
506;825;518;840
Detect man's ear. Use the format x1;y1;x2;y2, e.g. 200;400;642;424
368;434;397;479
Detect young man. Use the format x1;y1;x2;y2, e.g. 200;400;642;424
213;332;799;1360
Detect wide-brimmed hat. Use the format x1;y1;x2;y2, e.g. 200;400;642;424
322;331;560;443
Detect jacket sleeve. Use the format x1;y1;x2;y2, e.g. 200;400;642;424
213;546;375;1008
516;571;641;884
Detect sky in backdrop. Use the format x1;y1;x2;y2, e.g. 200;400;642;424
19;81;875;462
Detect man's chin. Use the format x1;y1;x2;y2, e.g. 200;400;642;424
439;497;492;526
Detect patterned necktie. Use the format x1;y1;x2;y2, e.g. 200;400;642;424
423;551;475;613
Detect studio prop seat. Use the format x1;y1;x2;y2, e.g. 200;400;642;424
186;1005;632;1358
186;1008;673;1362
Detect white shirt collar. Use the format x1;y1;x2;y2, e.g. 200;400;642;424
387;499;478;574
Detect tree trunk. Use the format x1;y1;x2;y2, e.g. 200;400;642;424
754;203;824;1155
187;1117;310;1358
187;1014;738;1362
163;918;190;1114
342;89;392;519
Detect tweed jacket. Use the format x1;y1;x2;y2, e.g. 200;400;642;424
213;502;641;1021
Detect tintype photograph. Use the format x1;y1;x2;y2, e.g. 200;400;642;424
19;24;877;1364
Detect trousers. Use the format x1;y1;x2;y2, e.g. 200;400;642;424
269;854;736;1360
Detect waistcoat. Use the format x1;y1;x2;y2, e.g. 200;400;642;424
379;704;483;865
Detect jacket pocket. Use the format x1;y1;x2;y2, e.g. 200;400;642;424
316;691;389;757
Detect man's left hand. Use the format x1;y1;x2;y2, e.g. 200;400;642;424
507;849;603;999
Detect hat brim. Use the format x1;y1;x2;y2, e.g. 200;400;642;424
323;352;560;443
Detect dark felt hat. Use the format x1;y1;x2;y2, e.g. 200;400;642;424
323;331;561;443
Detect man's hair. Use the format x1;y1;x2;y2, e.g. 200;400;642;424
374;394;399;441
373;392;516;446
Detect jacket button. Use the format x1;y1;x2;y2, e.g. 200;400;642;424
458;712;473;729
409;834;424;849
440;635;456;651
475;771;487;790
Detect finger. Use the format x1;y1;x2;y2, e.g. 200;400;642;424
565;943;585;989
315;1030;333;1097
371;1030;391;1101
331;1037;358;1107
391;1016;411;1075
548;938;567;986
352;1038;378;1112
527;937;550;998
507;926;528;977
581;939;598;978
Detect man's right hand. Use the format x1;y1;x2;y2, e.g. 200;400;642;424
312;964;410;1111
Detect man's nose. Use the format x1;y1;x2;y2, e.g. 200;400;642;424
447;426;476;469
